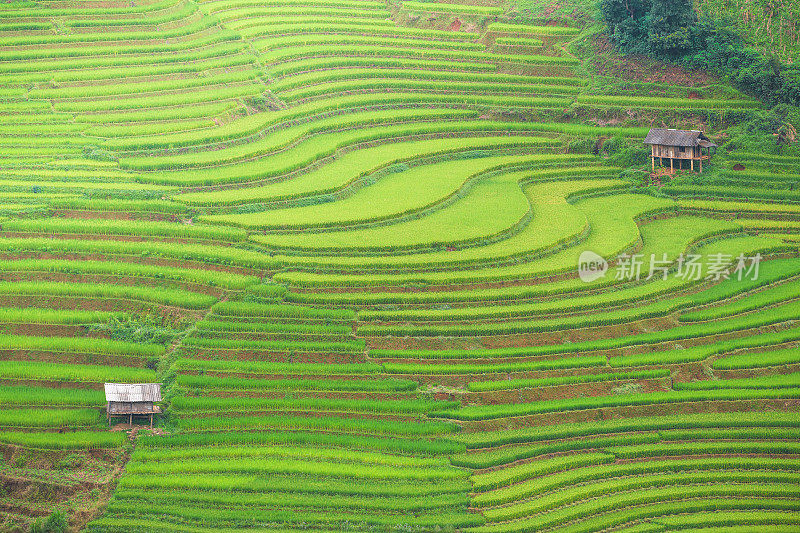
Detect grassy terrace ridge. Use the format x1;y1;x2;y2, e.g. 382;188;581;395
1;0;799;531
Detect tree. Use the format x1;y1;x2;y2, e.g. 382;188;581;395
599;0;800;106
600;0;651;54
646;0;698;58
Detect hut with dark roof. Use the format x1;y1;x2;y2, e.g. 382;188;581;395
104;383;162;427
644;128;717;174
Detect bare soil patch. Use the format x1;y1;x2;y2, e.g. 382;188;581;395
591;36;715;86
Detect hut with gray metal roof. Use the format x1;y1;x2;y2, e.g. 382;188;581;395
104;383;162;427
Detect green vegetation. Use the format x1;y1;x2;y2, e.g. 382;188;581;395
0;361;156;383
600;0;800;105
2;0;798;531
431;388;800;420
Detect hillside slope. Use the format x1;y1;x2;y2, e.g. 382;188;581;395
0;0;798;532
698;0;800;63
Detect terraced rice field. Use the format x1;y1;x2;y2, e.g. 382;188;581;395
0;0;798;531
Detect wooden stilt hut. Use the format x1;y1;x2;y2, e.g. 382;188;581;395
104;383;162;428
644;128;717;175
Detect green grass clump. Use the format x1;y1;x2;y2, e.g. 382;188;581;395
0;307;111;324
0;430;124;449
113;487;469;512
119;472;469;495
472;452;614;491
173;358;380;376
454;411;800;449
374;297;800;360
489;22;580;35
170;396;456;415
2;218;248;242
195;319;349;335
211;301;355;320
136;430;464;455
474;457;800;506
467;369;670;391
0;385;104;406
0;408;102;427
382;355;606;375
431;388;800;421
178;413;458;435
402;1;503;15
0;237;279;270
0;361;155;383
125;454;465;480
175;374;416;392
674;372;800;390
577;94;760;109
713;348;800;369
0;281;217;309
0;334;164;357
680;277;800;321
182;335;366;354
0;259;259;290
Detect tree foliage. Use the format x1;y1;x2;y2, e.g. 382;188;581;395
600;0;651;54
647;0;698;57
600;0;800;107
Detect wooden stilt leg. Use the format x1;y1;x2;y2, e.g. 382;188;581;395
670;158;673;173
129;413;132;425
691;158;694;172
150;414;153;429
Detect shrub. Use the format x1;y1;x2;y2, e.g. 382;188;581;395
611;145;651;167
567;138;595;154
89;315;181;345
29;511;68;533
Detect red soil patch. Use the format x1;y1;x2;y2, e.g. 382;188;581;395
592;36;715;86
200;390;415;401
182;370;368;381
364;314;680;350
0;323;88;338
0;251;261;277
0;231;232;248
715;362;800;380
364;310;797;351
0;378;104;390
189;409;420;422
0;295;205;322
459;399;800;433
458;377;672;406
52;210;182;222
182;347;366;364
0;350;145;367
0;271;227;298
